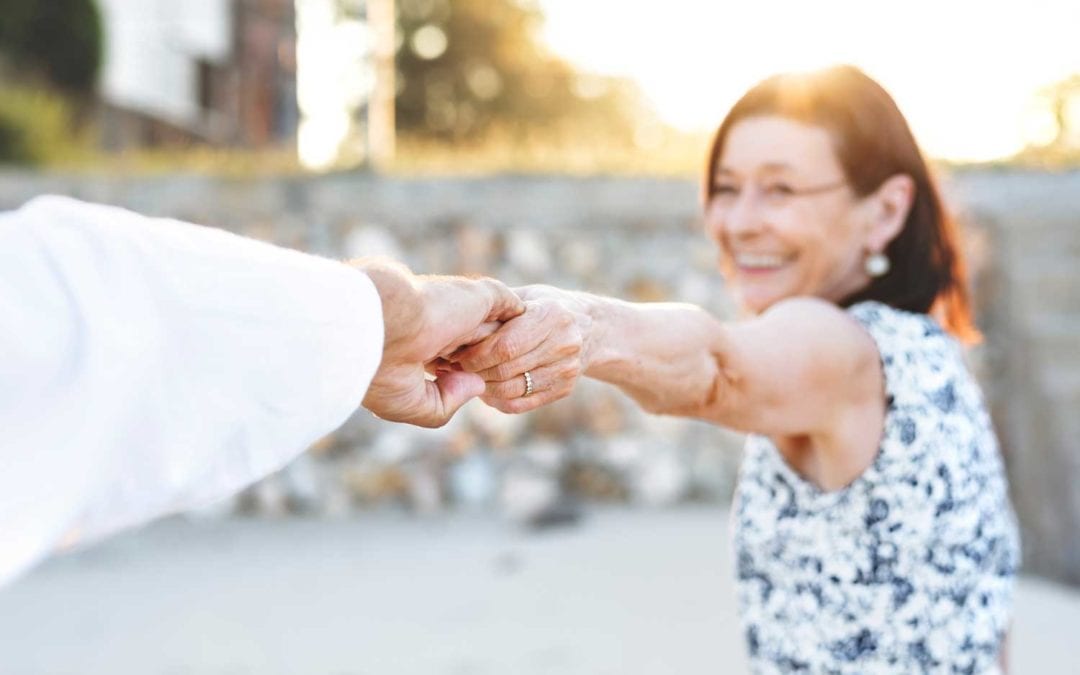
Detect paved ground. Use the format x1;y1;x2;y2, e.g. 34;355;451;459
1;507;1077;674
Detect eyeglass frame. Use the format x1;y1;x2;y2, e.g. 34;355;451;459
706;176;850;212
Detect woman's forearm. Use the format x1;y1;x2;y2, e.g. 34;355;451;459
576;293;730;418
455;284;736;421
471;287;882;442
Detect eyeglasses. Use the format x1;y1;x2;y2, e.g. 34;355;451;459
708;178;849;212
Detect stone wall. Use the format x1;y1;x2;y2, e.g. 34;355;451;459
953;171;1080;585
1;169;1077;583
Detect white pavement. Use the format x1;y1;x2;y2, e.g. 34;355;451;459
1;507;1077;674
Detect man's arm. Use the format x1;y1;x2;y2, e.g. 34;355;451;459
0;196;521;586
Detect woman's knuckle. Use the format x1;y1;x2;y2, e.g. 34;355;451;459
557;361;579;379
488;363;510;381
525;300;548;319
494;336;519;362
555;341;579;358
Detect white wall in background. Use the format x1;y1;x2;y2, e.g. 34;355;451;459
97;0;232;126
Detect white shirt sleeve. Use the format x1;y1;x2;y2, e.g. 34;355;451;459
0;195;384;586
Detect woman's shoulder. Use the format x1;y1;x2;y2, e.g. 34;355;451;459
845;300;970;405
845;300;945;340
844;300;959;361
762;298;937;366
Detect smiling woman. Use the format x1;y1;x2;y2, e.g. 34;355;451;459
460;64;1021;673
705;118;866;315
703;67;979;343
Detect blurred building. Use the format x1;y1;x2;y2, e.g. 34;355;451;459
96;0;298;150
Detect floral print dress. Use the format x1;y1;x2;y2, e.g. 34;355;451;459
732;301;1020;674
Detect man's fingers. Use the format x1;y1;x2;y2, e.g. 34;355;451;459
363;273;533;428
419;277;522;342
418;370;485;427
364;364;484;428
426;357;461;376
441;321;501;360
483;278;526;323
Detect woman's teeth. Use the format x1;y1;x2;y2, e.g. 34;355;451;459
736;253;788;269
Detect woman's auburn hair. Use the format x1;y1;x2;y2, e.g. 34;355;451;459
703;65;980;344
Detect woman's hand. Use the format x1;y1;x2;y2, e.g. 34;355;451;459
450;285;592;414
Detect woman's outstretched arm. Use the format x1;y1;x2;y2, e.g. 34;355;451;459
455;285;883;442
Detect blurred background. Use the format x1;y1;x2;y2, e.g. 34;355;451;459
0;1;1078;673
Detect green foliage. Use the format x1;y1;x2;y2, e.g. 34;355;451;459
0;0;103;94
0;84;92;166
387;0;648;146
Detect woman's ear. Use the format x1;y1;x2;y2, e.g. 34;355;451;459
864;174;915;251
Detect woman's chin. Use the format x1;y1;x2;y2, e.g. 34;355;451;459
734;286;788;316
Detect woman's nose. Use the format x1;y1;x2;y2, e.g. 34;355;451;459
707;194;764;241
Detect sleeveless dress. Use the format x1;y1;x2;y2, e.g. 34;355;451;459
731;301;1020;674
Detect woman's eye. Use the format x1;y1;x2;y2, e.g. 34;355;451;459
712;184;739;195
764;183;795;196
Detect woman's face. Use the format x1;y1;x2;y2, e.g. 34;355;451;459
705;115;877;315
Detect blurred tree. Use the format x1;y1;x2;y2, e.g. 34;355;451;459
0;0;103;95
0;0;102;164
1014;74;1080;166
0;84;91;166
1042;74;1080;149
338;0;648;146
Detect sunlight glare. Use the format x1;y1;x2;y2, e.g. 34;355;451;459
296;0;371;169
539;0;1080;162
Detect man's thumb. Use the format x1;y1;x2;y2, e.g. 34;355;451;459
428;371;485;425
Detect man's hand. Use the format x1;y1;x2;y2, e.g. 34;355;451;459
355;259;525;427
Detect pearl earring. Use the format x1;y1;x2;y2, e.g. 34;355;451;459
865;252;890;277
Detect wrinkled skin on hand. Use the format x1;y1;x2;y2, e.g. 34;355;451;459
356;259;525;427
451;285;590;414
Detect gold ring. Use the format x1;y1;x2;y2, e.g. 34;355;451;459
522;371;534;397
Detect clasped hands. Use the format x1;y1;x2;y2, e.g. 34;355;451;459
356;260;589;428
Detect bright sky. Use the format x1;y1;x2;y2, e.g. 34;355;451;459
539;0;1080;162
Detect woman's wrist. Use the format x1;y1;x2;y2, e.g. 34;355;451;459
571;291;605;373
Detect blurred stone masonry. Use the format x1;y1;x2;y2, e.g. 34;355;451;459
1;170;1077;584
